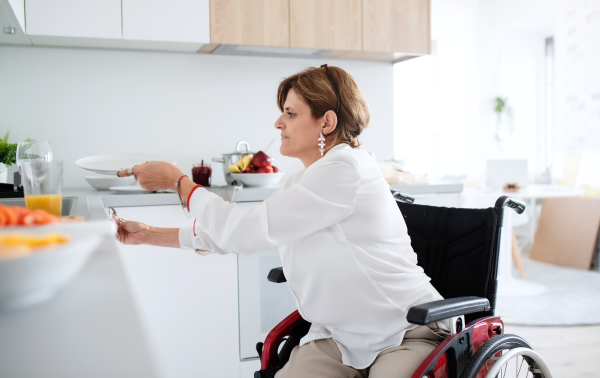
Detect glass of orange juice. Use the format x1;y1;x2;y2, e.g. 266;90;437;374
20;161;63;217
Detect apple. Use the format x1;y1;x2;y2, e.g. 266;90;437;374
257;165;274;173
271;166;279;173
251;151;271;168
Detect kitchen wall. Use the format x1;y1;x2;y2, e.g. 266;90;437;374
394;0;600;187
0;45;395;187
394;0;553;181
553;0;600;188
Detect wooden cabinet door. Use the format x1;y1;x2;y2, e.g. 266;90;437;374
210;0;289;47
25;0;122;39
122;0;209;44
290;0;361;51
363;0;430;54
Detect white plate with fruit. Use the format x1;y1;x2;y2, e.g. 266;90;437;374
228;151;284;187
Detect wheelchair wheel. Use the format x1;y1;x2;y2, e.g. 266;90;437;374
461;334;552;378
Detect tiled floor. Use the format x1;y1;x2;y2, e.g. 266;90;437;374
507;324;600;377
506;245;600;377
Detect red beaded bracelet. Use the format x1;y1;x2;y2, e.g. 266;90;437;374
187;184;203;212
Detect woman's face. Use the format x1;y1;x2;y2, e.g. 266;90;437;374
275;89;323;167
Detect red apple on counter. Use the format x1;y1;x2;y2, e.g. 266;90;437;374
251;151;271;168
256;165;274;173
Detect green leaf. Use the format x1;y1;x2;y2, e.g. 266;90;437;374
0;131;19;166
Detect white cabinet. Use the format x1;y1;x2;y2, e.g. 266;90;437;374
0;0;30;45
6;0;25;31
114;205;240;378
22;0;209;51
236;203;297;361
123;0;209;44
25;0;122;39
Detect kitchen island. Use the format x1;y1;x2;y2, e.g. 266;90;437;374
1;186;272;378
0;183;463;378
0;217;160;378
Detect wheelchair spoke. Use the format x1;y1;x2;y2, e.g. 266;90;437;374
463;335;552;378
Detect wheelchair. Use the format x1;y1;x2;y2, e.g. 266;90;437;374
254;191;553;378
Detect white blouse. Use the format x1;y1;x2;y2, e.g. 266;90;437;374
179;143;443;369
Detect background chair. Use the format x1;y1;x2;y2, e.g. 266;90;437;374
255;193;552;378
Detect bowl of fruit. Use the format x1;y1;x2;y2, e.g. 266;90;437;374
0;204;106;311
229;151;285;188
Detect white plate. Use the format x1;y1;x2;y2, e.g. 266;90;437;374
85;175;137;190
109;185;152;194
75;154;177;175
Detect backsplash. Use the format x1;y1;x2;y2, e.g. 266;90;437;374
0;45;394;187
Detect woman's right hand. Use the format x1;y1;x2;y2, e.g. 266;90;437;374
117;161;183;192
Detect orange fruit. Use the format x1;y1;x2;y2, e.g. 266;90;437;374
0;206;18;226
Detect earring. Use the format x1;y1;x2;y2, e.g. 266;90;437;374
318;132;326;156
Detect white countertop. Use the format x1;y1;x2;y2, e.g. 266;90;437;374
390;182;464;195
0;182;463;377
0;185;276;378
0;231;159;378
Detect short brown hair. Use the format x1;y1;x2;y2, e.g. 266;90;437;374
277;65;370;148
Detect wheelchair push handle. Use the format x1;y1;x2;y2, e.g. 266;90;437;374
494;195;526;225
391;189;415;204
495;196;526;214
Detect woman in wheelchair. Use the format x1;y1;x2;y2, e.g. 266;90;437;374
112;65;452;377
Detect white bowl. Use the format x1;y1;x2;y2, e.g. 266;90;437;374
0;233;102;311
86;175;136;190
231;172;285;187
0;221;112;311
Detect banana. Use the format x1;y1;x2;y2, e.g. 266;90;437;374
229;164;241;173
237;155;253;171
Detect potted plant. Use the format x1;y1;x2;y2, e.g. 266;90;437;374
0;132;18;182
493;97;514;151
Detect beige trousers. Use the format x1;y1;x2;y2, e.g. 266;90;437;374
275;323;449;378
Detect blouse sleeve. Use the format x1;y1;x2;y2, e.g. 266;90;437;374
183;155;360;255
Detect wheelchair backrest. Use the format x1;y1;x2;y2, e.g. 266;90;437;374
397;202;500;323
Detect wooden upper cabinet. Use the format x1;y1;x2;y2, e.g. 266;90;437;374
363;0;430;54
290;0;362;51
210;0;289;47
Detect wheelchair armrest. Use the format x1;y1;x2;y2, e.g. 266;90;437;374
268;267;287;283
407;296;491;325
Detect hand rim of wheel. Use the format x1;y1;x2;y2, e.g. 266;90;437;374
484;347;553;378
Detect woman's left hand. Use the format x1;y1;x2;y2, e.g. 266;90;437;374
112;212;148;245
118;161;183;192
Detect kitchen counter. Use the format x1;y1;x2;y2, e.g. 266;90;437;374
390;182;464;207
0;185;277;378
41;183;459;220
390;182;464;195
0;182;462;377
0;222;159;378
55;186;278;220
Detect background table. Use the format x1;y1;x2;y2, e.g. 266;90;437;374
461;185;584;296
507;185;585;249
